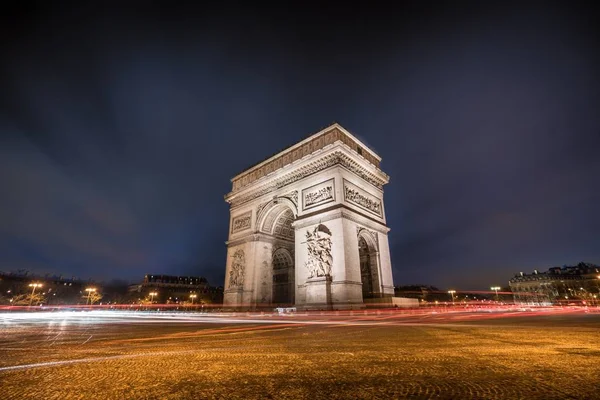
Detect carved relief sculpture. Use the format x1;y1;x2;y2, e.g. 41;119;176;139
305;186;333;207
302;179;335;210
344;180;382;217
260;260;269;303
231;211;252;233
229;249;245;288
287;190;298;206
303;224;333;278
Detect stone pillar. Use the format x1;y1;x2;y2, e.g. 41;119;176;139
293;212;365;310
376;232;395;297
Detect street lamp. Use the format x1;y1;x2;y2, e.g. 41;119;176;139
28;283;43;306
491;286;501;302
85;288;97;305
190;294;197;305
448;290;456;305
149;292;158;303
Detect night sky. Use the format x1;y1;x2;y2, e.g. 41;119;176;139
1;2;599;290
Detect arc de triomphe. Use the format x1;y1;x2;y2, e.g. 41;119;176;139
223;123;394;310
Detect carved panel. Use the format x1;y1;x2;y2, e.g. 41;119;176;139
286;190;298;207
302;178;335;211
231;211;252;234
303;224;333;278
229;249;245;288
343;179;382;217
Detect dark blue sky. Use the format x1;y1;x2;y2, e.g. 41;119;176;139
1;2;599;289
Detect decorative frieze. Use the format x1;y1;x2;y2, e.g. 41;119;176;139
227;151;386;208
302;179;335;210
343;179;382;217
231;211;252;233
231;126;382;192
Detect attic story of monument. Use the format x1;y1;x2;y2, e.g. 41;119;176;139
223;123;394;310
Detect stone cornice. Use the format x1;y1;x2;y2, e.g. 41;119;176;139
226;150;388;208
226;232;294;248
230;124;382;190
291;206;390;234
331;280;363;286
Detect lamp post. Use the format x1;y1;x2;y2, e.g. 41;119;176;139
28;283;42;306
85;288;97;305
149;292;157;304
190;294;197;305
448;290;456;305
491;286;501;302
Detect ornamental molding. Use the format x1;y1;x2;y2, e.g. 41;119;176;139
255;195;298;234
330;280;363;287
357;226;379;248
286;190;299;207
227;151;386;208
226;232;293;248
292;207;390;234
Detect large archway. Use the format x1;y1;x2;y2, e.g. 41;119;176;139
358;230;381;300
272;247;294;305
259;203;296;306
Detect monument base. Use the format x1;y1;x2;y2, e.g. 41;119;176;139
300;276;333;310
223;288;244;309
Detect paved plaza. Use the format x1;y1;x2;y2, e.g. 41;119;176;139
1;309;599;399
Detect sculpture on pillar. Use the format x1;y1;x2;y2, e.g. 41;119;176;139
229;249;245;288
304;224;333;278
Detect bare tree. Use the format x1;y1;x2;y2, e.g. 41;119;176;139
10;293;46;306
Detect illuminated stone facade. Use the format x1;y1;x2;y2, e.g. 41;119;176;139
509;262;600;305
223;123;394;310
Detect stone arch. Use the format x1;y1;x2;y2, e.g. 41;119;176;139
256;199;297;306
272;247;295;305
258;199;297;241
357;228;381;299
256;197;298;234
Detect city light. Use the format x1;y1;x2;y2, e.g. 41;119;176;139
190;294;197;305
448;290;456;304
28;283;43;306
491;286;501;302
149;292;158;303
85;288;97;305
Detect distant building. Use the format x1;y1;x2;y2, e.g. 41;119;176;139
509;262;600;305
0;271;95;305
394;285;442;301
128;274;222;304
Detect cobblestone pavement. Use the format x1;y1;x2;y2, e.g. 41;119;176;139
1;310;599;399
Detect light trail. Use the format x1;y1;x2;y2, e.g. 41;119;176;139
0;349;202;372
0;307;597;333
